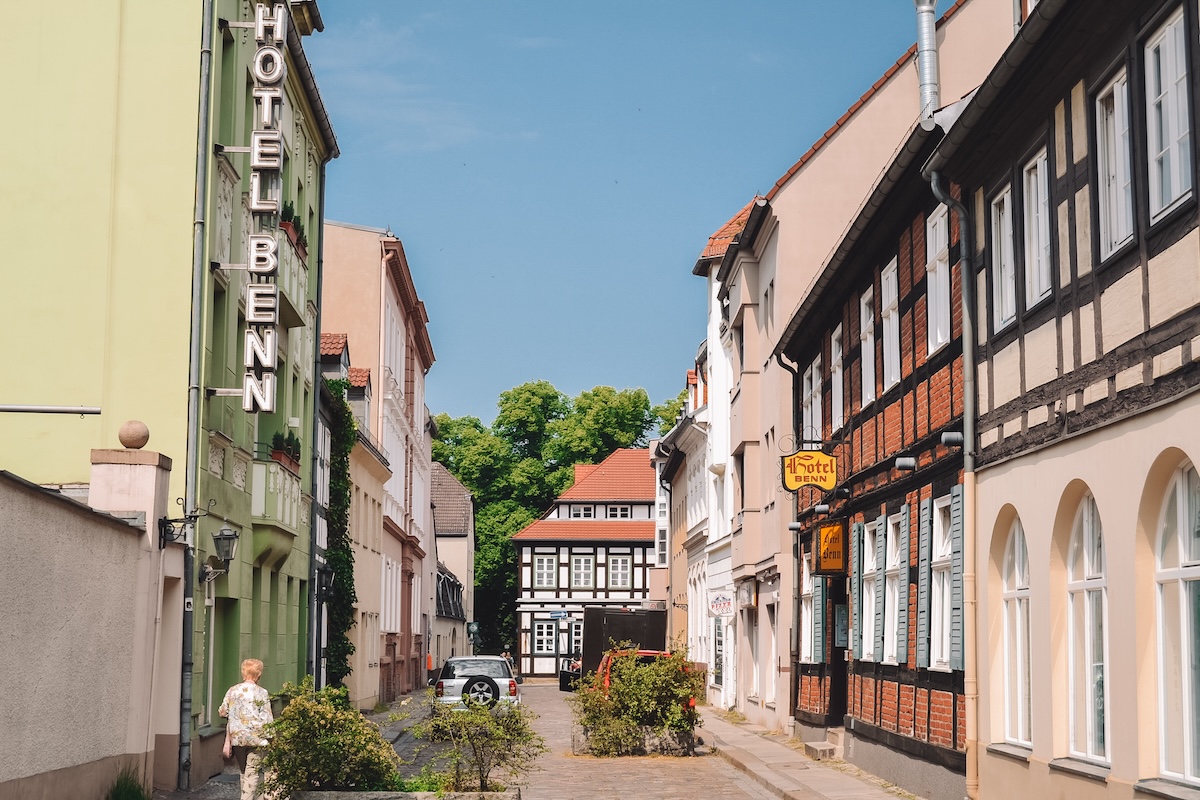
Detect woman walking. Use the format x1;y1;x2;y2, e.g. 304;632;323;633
219;658;273;800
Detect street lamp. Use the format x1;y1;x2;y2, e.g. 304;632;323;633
315;563;336;688
200;525;240;583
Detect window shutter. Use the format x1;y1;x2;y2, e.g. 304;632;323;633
950;484;965;671
874;515;886;662
851;522;862;660
898;504;910;664
814;577;826;663
917;497;932;668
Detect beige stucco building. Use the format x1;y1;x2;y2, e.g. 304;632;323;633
0;438;183;798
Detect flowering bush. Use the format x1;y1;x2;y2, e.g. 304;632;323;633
567;646;703;756
260;677;400;793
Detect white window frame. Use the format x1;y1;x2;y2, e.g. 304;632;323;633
1023;148;1052;307
926;205;951;354
533;621;556;655
570;505;594;519
569;621;584;657
1003;519;1032;747
930;496;953;671
860;288;876;406
862;522;878;661
801;554;814;663
655;528;668;568
1156;463;1200;783
803;355;822;443
606;505;632;519
992;185;1017;331
1068;493;1109;764
882;259;900;390
533;554;557;589
571;554;595;589
830;324;844;432
608;555;632;589
1146;8;1192;221
1097;69;1134;258
883;513;903;664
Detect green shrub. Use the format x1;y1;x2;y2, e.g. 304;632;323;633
568;646;704;756
416;698;547;792
106;765;149;800
260;677;400;793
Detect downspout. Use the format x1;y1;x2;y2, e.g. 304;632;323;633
914;0;941;119
930;170;978;800
774;351;801;722
307;160;328;684
180;0;215;788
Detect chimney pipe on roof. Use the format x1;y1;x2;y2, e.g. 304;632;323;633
914;0;941;123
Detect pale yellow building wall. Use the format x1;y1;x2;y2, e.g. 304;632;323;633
0;3;201;498
975;393;1200;799
347;441;389;709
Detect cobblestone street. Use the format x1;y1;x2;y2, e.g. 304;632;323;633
512;681;777;800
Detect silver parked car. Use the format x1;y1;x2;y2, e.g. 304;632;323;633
433;655;522;708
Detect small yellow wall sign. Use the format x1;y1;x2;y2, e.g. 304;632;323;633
782;450;837;491
815;521;847;575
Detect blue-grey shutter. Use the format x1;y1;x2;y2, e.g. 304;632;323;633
917;497;932;668
897;504;910;664
950;484;965;671
851;522;862;659
814;577;826;663
874;515;886;662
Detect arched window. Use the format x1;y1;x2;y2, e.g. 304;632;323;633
1157;463;1200;783
1003;519;1032;746
1068;493;1108;762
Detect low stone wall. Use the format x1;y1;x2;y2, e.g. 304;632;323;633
296;792;519;799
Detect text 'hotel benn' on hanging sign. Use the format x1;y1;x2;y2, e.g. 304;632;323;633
814;521;847;575
242;2;287;413
782;450;837;492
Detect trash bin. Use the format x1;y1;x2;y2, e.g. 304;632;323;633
559;669;577;692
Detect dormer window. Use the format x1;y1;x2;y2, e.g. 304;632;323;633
606;505;631;519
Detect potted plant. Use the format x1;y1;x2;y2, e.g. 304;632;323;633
278;200;308;260
270;431;300;474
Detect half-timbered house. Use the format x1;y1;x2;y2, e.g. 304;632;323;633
776;120;970;800
513;449;661;677
926;0;1200;797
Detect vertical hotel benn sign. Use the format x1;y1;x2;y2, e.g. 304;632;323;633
242;2;288;413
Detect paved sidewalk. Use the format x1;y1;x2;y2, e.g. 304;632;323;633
700;710;921;800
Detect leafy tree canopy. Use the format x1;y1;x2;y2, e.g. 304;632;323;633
652;389;688;437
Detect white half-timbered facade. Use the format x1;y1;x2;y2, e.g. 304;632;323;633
512;448;659;677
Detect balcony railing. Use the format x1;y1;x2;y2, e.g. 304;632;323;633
251;458;301;568
276;229;309;329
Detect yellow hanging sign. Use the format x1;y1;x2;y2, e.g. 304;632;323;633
782;450;837;492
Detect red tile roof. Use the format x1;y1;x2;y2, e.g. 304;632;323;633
560;448;654;501
512;519;654;542
698;199;756;261
574;464;599;484
347;367;370;388
764;0;970;202
320;332;347;356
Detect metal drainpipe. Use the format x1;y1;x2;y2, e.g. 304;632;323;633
180;0;215;788
929;170;978;800
308;160;328;686
774;351;801;720
914;0;941;119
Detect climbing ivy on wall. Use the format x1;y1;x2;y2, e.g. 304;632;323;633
323;378;357;687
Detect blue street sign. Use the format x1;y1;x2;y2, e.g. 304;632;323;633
549;610;570;619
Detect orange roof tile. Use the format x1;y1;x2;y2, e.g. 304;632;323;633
698;199;756;262
320;332;347;356
560;448;654;501
512;519;654;542
764;0;970;202
574;463;599;484
347;367;370;388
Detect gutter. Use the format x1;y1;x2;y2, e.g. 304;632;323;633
922;0;1069;180
179;0;215;788
716;197;770;292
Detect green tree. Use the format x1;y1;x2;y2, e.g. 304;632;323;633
432;381;665;650
652;389;688;436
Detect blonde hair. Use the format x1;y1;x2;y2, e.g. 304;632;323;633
241;658;264;682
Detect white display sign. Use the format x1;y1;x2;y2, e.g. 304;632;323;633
708;591;735;618
242;2;287;413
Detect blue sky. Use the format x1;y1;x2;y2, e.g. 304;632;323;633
306;2;931;424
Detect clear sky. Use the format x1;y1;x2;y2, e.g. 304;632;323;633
306;1;933;425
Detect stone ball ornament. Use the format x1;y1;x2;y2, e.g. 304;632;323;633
118;420;150;450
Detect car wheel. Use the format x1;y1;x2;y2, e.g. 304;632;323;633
463;677;500;707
